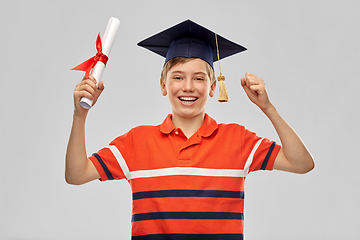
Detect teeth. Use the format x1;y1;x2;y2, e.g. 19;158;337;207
179;97;197;101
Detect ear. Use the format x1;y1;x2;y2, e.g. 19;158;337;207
160;78;167;96
209;80;216;97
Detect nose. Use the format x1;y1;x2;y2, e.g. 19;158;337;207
182;78;195;92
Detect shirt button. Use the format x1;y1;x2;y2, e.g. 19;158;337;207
175;131;179;135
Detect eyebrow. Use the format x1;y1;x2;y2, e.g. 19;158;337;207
170;70;184;74
170;71;207;75
194;72;207;75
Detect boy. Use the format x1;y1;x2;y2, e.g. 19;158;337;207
66;20;314;239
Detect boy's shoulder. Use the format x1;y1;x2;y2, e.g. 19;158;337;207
218;122;246;131
128;121;174;137
110;124;161;145
216;122;248;138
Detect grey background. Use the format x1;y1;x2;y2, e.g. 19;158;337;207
1;0;359;239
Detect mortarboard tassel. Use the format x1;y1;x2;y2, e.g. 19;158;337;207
217;74;228;102
215;34;229;102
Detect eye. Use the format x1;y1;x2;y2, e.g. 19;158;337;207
195;77;204;81
173;76;182;80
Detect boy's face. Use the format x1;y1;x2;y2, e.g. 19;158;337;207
160;58;216;120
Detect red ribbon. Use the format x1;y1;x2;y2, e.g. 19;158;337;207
71;33;108;78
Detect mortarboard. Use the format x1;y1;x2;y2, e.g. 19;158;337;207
137;19;247;102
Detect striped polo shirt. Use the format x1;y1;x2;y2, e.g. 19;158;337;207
89;114;281;240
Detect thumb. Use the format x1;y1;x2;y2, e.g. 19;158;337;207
98;81;105;91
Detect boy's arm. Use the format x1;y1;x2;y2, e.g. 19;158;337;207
241;73;314;174
65;76;104;185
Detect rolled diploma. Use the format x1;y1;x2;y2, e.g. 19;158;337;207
80;17;120;109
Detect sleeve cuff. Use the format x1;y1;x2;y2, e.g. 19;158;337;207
89;153;114;181
261;142;281;171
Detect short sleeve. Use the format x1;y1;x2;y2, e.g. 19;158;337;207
241;128;281;173
89;130;133;181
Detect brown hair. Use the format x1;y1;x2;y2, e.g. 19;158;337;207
161;57;216;84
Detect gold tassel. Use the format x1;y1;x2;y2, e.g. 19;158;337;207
215;33;229;102
217;74;228;102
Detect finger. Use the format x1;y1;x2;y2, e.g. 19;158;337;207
243;78;258;90
243;73;249;85
78;79;97;91
75;88;95;101
81;75;97;84
249;79;265;91
74;89;94;102
75;83;97;99
243;74;253;88
79;90;95;101
240;78;246;87
245;72;253;79
249;84;263;94
245;73;259;85
88;75;97;84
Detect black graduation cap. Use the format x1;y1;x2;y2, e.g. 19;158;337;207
138;19;247;102
137;19;247;68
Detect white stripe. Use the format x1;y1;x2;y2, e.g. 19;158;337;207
106;139;263;180
107;145;130;179
243;138;264;175
127;167;247;180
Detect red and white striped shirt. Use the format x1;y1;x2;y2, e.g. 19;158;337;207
89;114;281;240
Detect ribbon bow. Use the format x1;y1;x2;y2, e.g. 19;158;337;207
71;33;108;78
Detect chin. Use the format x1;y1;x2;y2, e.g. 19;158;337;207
174;110;205;119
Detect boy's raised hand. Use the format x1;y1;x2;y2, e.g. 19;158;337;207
241;72;272;111
241;73;314;174
73;75;104;116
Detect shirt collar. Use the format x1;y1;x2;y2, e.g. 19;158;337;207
160;113;218;137
160;114;176;134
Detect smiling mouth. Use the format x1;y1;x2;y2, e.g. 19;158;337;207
178;96;198;103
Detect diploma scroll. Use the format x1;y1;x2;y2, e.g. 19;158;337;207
80;17;120;109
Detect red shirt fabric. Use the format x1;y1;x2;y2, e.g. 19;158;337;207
89;114;281;240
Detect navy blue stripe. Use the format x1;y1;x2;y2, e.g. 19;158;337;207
261;141;276;170
132;212;244;222
133;190;244;200
92;153;114;180
132;234;243;240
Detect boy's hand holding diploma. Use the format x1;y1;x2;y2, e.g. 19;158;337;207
73;76;104;117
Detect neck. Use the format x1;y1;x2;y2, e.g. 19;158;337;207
171;113;205;138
